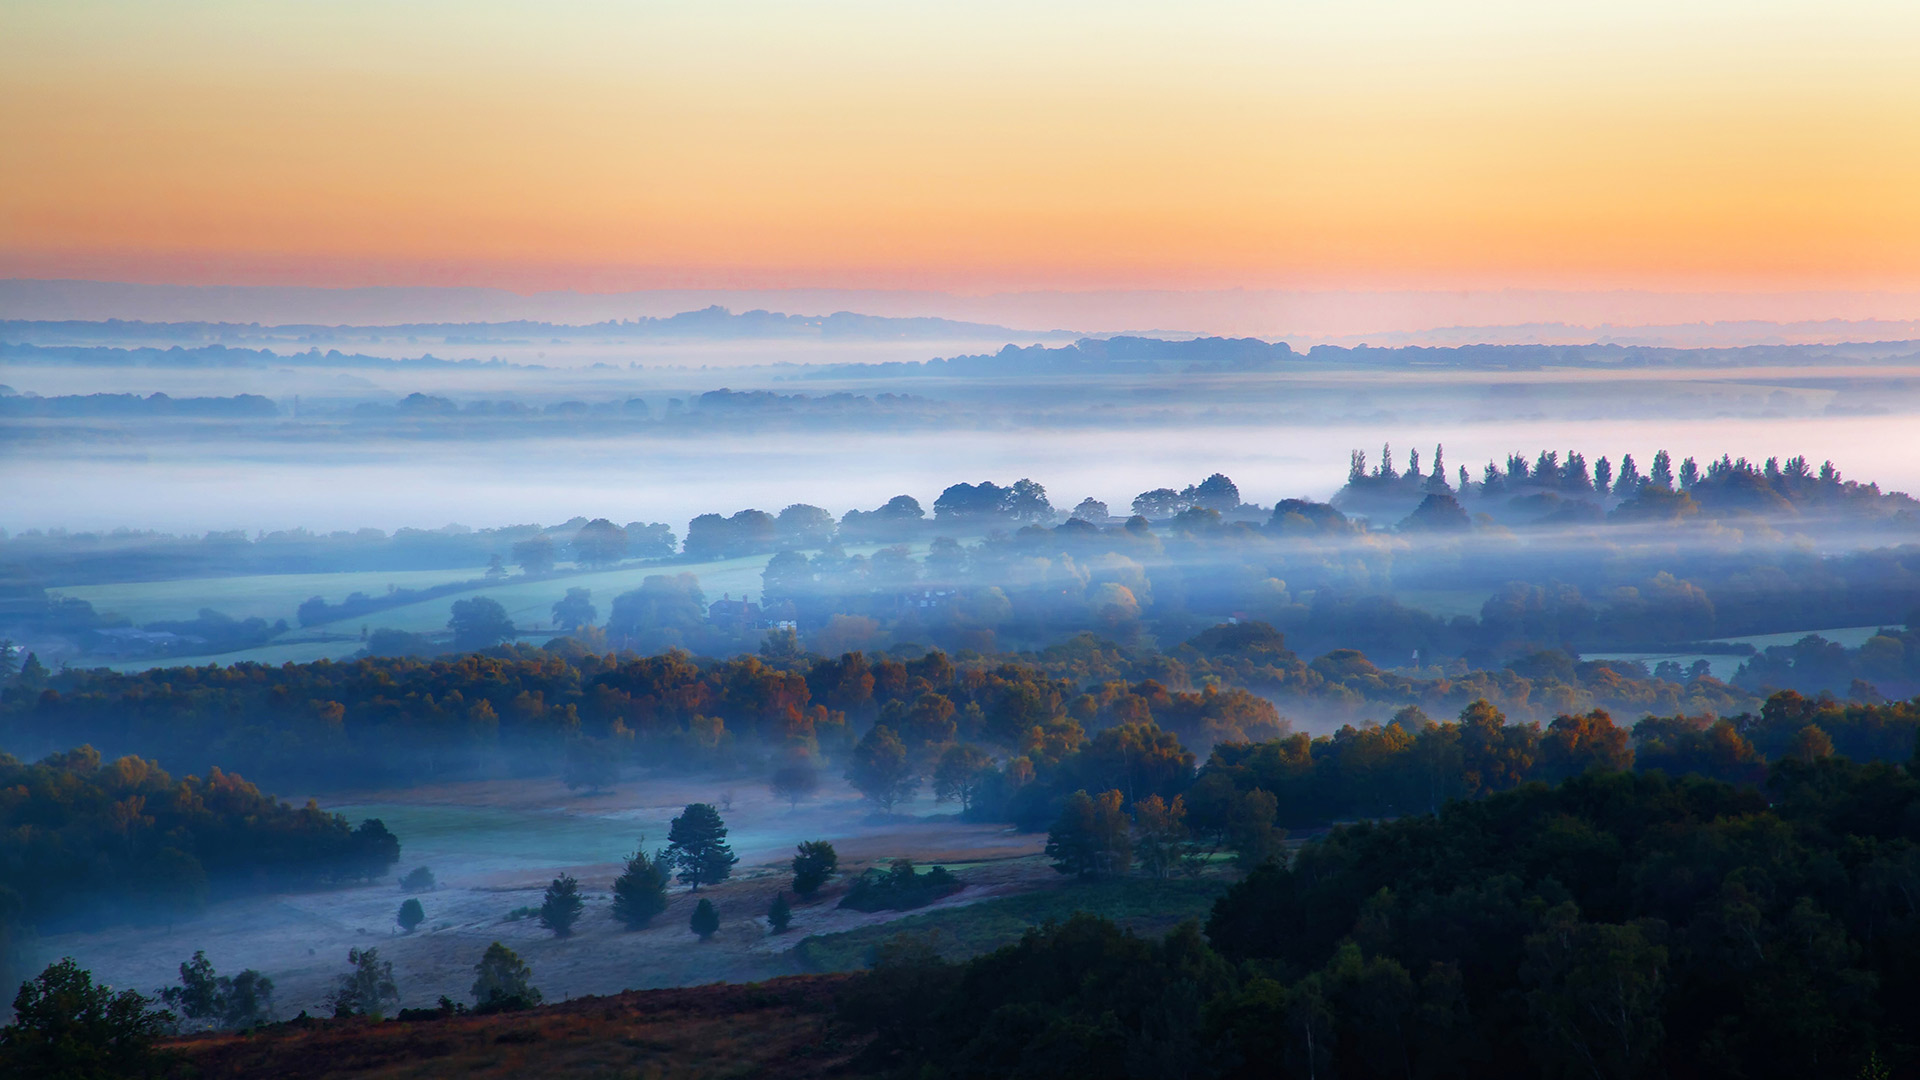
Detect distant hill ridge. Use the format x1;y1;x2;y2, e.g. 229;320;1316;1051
0;305;1075;345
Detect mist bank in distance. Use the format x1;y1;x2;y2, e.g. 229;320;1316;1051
805;334;1920;379
9;448;1920;705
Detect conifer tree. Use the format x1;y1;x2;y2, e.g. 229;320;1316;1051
539;874;584;937
610;843;671;929
666;804;738;891
690;899;719;941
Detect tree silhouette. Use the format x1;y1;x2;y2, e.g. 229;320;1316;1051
666;804;737;891
690;899;719;941
539;874;583;937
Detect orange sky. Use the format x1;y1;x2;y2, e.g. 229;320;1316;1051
4;1;1919;293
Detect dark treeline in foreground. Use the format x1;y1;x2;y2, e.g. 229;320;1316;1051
847;749;1920;1078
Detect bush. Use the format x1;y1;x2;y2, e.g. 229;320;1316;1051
399;866;436;892
397;898;425;933
539;875;583;937
610;846;671;930
470;942;541;1013
329;947;398;1019
768;893;793;934
691;899;720;941
840;860;963;913
792;840;839;898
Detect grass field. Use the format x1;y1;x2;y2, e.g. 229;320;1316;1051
64;541;944;672
790;876;1232;972
55;565;497;625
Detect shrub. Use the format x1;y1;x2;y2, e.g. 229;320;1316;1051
691;899;720;941
840;860;962;913
792;840;839;898
539;875;583;937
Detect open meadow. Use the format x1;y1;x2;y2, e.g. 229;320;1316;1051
31;772;1056;1015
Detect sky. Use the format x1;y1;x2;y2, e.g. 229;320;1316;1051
4;1;1920;295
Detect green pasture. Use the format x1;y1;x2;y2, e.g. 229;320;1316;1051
63;540;940;673
53;565;495;625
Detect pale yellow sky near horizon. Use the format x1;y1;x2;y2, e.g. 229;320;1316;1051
4;1;1919;293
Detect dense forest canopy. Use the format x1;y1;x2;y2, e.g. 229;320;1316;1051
846;748;1920;1077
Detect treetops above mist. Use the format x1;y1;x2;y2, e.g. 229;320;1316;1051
1336;441;1914;528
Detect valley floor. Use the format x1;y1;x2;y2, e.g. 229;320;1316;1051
37;773;1051;1014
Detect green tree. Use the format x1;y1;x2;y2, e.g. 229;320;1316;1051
218;969;274;1030
447;596;515;651
791;840;839;897
606;573;707;643
1228;788;1284;869
398;866;435;892
768;893;793;933
690;899;720;941
397;898;424;933
769;761;820;809
610;844;670;930
1132;793;1190;880
470;942;542;1012
1523;904;1668;1080
847;724;919;813
551;588;597;632
539;874;584;937
1045;789;1133;878
346;819;402;882
572;518;629;568
16;652;49;692
666;804;738;891
0;958;174;1078
932;745;995;811
511;534;557;574
157;950;219;1027
775;504;837;548
329;947;399;1019
562;738;618;794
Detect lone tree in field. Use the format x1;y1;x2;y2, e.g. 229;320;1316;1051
768;893;793;934
610;843;671;929
769;761;821;809
539;874;584;937
398;866;435;892
690;899;720;941
470;942;542;1012
666;804;738;891
448;596;515;651
329;948;399;1019
846;724;918;813
397;898;425;933
563;738;619;794
791;840;839;898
